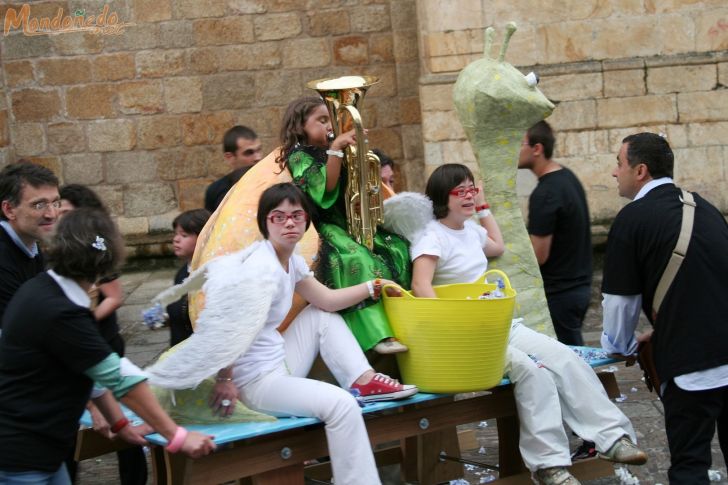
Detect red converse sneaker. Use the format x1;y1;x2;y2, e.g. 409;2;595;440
350;373;418;403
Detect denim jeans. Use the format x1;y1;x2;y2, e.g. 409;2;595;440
0;463;71;485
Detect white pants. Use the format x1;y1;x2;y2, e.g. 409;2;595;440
507;323;637;471
236;306;381;485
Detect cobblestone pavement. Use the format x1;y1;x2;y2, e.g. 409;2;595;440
77;264;727;484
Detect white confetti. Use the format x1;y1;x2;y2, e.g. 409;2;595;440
631;387;639;393
478;446;487;455
480;474;496;484
449;479;470;485
709;469;722;481
615;466;640;484
478;421;488;428
615;393;628;402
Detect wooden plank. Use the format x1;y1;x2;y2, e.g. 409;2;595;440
251;464;305;485
597;371;621;399
417;427;464;485
74;428;131;461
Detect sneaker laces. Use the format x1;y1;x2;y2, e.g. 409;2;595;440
373;373;400;387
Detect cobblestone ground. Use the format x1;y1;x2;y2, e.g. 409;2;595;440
77;264;727;484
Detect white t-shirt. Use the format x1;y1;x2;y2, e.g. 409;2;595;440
233;240;312;387
410;220;488;285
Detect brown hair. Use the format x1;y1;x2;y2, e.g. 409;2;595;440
47;208;125;282
275;96;325;171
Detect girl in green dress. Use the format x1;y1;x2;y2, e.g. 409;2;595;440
276;96;411;354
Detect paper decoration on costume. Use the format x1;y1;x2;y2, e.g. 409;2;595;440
452;22;556;335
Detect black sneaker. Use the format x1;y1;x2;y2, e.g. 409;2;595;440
571;440;597;461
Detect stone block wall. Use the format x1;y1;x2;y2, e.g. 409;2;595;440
0;0;421;253
417;0;728;228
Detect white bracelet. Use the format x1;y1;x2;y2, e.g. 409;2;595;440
366;280;375;299
326;149;344;158
477;209;491;219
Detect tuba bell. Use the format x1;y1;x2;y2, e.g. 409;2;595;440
306;75;383;251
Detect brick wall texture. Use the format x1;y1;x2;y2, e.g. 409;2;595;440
1;0;726;250
418;0;728;224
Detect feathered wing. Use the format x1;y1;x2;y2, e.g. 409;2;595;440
382;192;434;245
145;242;276;389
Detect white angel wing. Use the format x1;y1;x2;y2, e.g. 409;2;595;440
145;242;276;389
381;192;434;245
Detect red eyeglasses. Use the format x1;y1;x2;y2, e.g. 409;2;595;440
449;186;480;198
268;211;308;224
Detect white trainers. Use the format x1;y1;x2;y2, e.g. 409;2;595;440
373;339;408;354
534;467;581;485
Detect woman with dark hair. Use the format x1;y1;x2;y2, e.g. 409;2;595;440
57;185;148;485
0;208;215;484
147;183;418;485
410;164;645;485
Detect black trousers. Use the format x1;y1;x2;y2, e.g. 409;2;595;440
545;284;590;346
663;380;728;484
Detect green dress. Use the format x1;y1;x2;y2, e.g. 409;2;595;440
288;145;412;351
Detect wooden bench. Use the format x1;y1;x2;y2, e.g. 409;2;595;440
77;347;623;484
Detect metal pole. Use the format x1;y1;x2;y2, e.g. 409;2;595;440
438;450;499;471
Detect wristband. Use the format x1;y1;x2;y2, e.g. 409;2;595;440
166;426;188;453
366;280;375;299
110;417;129;434
372;278;382;300
475;203;490;211
477;209;491;219
326;149;344;158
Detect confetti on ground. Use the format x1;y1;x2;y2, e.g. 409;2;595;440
615;466;640;484
478;446;486;455
479;474;496;483
449;479;470;485
615;393;628;402
478;420;488;428
709;469;722;481
631;387;638;392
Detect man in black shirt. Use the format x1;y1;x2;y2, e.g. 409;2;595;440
0;162;60;323
601;132;728;483
204;125;263;212
520;121;592;346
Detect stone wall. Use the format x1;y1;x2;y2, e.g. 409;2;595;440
0;0;421;253
416;0;728;232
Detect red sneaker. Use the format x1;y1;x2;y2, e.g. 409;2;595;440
350;373;418;403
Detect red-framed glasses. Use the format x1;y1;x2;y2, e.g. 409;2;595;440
449;186;480;198
268;211;308;224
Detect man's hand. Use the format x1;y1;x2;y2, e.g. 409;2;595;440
636;329;654;344
208;380;238;417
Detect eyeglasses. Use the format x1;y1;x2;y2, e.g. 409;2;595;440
448;187;480;198
30;200;62;212
268;211;308;224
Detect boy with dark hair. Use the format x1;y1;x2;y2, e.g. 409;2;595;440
168;209;211;346
204;126;263;212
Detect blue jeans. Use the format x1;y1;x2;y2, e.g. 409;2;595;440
0;463;71;485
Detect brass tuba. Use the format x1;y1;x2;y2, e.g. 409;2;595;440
306;76;383;251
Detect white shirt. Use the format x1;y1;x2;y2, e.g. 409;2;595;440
601;177;728;392
233;240;312;387
410;219;488;286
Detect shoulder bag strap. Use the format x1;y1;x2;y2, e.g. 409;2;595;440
652;189;695;316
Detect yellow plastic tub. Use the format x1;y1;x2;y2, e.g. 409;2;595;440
382;270;515;393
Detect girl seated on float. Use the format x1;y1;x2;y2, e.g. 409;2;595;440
149;183;418;485
410;164;645;485
277;96;411;355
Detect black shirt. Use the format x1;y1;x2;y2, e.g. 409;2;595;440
204;166;253;213
602;184;728;382
0;273;111;472
527;167;592;294
167;265;193;347
0;226;45;325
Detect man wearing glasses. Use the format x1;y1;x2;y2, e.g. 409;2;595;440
0;161;60;324
205;125;264;212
